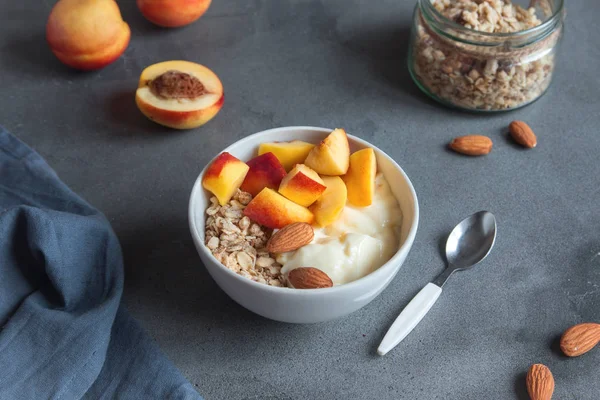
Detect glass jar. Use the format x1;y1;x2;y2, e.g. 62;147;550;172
408;0;565;111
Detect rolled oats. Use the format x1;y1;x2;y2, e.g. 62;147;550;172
411;0;562;111
206;236;219;250
256;256;275;268
204;190;285;287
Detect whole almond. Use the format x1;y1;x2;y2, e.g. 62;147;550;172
266;222;314;253
560;322;600;357
509;121;537;148
526;364;554;400
449;135;493;156
287;267;333;289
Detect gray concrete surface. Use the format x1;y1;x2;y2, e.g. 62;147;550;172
1;0;599;399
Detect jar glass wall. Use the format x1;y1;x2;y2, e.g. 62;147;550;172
408;0;565;111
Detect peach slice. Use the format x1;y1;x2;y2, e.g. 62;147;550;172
202;152;249;205
46;0;130;70
137;0;211;28
243;188;314;229
278;164;326;207
304;128;350;175
342;148;377;207
258;141;315;171
309;176;347;227
239;152;287;197
135;61;224;129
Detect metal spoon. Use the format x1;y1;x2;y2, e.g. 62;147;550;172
377;211;497;356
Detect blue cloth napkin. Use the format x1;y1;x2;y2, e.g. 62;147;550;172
0;127;202;399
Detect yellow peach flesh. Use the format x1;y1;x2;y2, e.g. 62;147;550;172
202;153;249;205
304;128;350;175
342;148;377;207
258;141;315;171
309;176;347;227
243;188;314;229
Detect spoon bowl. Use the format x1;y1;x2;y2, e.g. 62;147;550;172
446;211;497;269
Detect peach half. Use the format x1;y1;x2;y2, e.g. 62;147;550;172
240;152;287;197
258;141;315;172
46;0;130;70
137;0;211;28
309;176;347;227
202;152;249;205
135;61;224;129
243;188;314;229
304;128;350;175
342;148;377;207
278;164;326;207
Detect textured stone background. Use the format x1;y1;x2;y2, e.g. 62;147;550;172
1;1;598;399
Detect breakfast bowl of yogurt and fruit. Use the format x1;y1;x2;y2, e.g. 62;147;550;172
189;126;419;323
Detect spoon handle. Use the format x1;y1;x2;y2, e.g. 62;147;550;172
377;283;442;356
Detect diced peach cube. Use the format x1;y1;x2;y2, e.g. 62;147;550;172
243;188;314;229
304;128;350;175
309;176;347;227
240;152;287;197
258;141;315;171
342;148;377;207
202;152;249;205
278;164;326;207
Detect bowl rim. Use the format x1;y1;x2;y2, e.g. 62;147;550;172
188;126;419;295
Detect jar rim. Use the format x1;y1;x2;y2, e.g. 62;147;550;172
420;0;564;40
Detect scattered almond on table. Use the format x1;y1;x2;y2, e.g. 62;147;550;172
526;363;555;400
449;120;538;156
560;322;600;357
509;121;538;148
449;135;493;156
522;322;599;399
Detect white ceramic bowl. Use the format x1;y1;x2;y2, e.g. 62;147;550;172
189;126;419;323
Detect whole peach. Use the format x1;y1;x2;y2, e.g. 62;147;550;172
137;0;211;28
46;0;130;71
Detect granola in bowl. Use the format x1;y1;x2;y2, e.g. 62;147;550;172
204;190;286;287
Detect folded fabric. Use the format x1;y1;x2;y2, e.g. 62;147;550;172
0;127;202;399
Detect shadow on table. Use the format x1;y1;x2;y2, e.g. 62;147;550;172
104;90;175;136
116;213;296;334
118;215;245;318
513;371;529;400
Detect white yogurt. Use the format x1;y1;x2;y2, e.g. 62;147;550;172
278;173;402;285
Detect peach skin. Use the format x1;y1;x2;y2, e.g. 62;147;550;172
309;176;348;227
304;128;350;175
136;60;224;129
278;164;326;207
46;0;130;70
243;188;314;229
240;152;287;197
202;152;249;205
258;141;315;171
137;0;211;28
342;148;377;207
